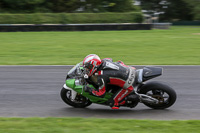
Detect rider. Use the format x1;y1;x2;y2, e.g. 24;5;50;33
83;54;136;109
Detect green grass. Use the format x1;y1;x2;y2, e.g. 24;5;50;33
0;117;199;133
0;26;200;65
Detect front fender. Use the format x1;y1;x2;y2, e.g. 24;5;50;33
63;84;77;101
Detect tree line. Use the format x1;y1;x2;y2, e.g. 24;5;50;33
0;0;137;13
139;0;200;21
0;0;199;21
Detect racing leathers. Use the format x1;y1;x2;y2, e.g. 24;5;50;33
84;59;136;108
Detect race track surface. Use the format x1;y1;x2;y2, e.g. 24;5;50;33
0;65;200;120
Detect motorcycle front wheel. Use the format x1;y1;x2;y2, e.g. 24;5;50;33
60;87;92;108
139;82;177;109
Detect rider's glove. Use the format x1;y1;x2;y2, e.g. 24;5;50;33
84;85;93;94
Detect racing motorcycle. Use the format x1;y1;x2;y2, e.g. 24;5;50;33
60;62;176;109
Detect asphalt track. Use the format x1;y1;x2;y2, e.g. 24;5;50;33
0;65;200;120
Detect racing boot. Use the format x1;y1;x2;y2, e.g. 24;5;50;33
107;99;120;109
111;106;119;109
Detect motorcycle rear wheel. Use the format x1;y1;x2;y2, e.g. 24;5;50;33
60;87;92;108
139;82;177;109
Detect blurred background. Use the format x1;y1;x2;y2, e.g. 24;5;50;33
0;0;199;24
0;0;200;65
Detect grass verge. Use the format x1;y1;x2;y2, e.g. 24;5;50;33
0;117;200;133
0;26;200;65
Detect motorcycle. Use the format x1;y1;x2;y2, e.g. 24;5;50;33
60;62;176;109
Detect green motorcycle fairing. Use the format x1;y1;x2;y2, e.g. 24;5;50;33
66;79;112;104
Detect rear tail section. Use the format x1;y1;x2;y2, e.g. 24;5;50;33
136;67;163;83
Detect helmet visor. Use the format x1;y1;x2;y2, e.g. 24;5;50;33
84;62;93;70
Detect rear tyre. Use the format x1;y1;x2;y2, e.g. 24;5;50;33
139;82;177;109
60;87;92;108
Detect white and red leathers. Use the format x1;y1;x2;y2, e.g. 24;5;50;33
85;58;136;109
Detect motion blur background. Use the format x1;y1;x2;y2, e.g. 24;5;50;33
0;0;199;24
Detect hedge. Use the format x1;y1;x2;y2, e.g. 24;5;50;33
0;12;143;24
172;21;200;25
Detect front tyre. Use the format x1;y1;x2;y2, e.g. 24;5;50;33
139;82;177;109
60;87;92;108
